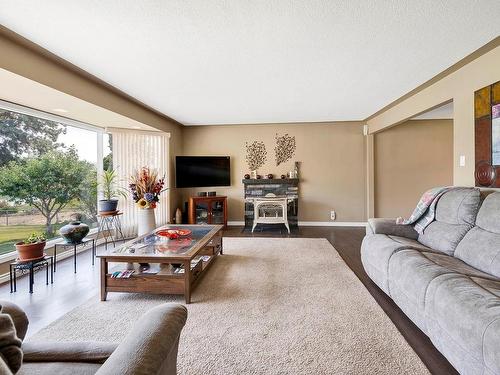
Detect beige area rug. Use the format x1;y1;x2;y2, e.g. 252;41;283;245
31;238;429;374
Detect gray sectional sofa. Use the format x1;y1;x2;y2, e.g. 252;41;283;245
361;188;500;375
0;301;187;375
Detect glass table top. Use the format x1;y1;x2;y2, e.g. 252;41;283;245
101;224;221;259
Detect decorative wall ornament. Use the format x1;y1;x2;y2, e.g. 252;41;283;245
474;80;500;187
245;141;267;171
274;133;296;166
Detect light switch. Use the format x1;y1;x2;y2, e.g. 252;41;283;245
459;155;466;167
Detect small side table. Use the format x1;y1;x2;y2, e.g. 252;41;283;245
10;256;53;294
54;238;96;273
97;211;125;250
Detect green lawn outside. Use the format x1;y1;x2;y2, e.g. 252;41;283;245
0;224;65;255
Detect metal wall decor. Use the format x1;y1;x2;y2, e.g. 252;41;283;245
274;133;296;166
245;141;267;171
474;81;500;187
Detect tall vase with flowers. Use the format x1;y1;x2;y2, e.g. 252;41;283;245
129;167;166;235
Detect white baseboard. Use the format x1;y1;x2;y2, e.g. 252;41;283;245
227;221;245;226
227;221;367;227
299;221;367;227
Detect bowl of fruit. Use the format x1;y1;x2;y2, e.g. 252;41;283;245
155;229;192;240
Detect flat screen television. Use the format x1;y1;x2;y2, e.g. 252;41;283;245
176;156;231;188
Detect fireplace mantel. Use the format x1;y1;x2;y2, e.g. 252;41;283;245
242;178;299;230
241;178;299;184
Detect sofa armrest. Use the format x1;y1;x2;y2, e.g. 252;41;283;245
22;341;118;364
367;218;419;239
96;303;187;375
0;301;29;341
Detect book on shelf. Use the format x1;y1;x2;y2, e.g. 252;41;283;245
173;258;203;274
139;264;161;274
110;270;135;278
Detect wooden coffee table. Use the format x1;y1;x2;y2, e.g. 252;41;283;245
97;224;223;303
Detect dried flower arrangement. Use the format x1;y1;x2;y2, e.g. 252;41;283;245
129;167;166;209
245;141;267;171
275;133;296;166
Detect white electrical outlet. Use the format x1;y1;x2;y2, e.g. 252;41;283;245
330;210;336;221
459;155;466;167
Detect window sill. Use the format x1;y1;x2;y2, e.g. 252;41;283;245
0;227;99;263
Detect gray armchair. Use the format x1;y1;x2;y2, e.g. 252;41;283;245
0;301;187;375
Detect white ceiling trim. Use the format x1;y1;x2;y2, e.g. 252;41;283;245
0;68;157;131
0;99;103;133
412;102;454;120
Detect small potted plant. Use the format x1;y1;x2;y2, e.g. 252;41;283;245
98;169;128;213
15;232;47;261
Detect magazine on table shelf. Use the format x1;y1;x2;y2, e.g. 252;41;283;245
110;270;135;278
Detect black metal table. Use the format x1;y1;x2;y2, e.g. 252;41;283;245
97;211;125;250
10;256;53;294
54;238;96;273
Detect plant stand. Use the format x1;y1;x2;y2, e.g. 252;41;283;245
97;211;125;250
10;256;53;294
54;238;96;273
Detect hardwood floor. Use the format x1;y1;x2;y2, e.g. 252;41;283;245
0;226;457;374
0;247;101;337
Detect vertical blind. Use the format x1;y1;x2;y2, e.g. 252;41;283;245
109;129;170;237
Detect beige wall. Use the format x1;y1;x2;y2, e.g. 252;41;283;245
181;122;367;222
0;27;184;212
374;120;453;218
367;40;500;188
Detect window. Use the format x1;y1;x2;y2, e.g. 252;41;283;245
0;102;109;255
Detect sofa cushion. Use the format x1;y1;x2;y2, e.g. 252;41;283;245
471;276;500;297
483;313;500;375
388;249;497;334
388;249;450;332
19;362;101;375
360;235;405;295
476;192;500;232
22;341;117;364
360;234;431;295
455;192;500;278
423;252;496;280
425;274;500;375
434;188;480;225
386;235;430;251
418;188;480;255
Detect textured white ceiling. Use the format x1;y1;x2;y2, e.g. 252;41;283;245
0;1;499;125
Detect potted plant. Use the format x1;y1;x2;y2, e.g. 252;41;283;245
98;169;128;213
15;232;47;261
